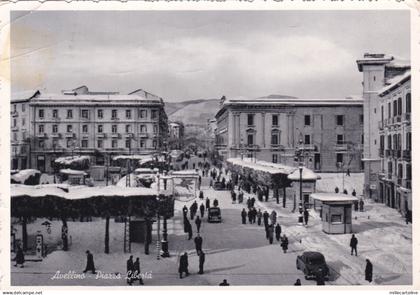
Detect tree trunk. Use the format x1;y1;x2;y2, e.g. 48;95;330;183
105;216;110;254
22;216;28;252
62;218;68;251
283;186;287;208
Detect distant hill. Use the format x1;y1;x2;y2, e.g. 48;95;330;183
166;99;220;125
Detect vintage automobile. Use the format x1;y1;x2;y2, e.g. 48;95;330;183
208;207;222;223
296;251;330;280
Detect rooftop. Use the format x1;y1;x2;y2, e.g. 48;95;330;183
379;70;411;97
310;193;358;203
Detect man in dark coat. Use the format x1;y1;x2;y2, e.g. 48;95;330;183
315;268;325;285
335;187;339;193
14;245;25;268
198;251;205;275
280;235;289;253
199;190;204;199
241;208;247;224
190;204;195;220
199;203;205;218
194;234;203;255
263;211;269;227
294;279;301;286
350;234;358;256
275;223;282;241
126;255;134;285
359;199;364;212
182;205;188;220
179;252;189;279
365;259;373;283
238;190;244;203
83;250;96;274
133;257;144;285
195;216;202;233
303;209;309;226
343;189;348;195
250;197;256;208
205;197;210;210
267;224;274;244
219;279;230;286
185;220;193;240
352;189;357;197
247;209;253;224
257;209;262;226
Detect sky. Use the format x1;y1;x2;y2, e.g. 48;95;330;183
10;10;410;102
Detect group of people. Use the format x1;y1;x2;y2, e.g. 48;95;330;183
126;255;144;285
178;250;206;278
335;187;365;211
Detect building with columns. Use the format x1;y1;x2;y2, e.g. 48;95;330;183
215;95;364;173
11;86;169;173
356;53;410;200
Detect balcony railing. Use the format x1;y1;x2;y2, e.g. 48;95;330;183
397;178;402;185
111;133;121;138
37;133;48;138
403;150;411;161
396;115;401;123
97;133;106;138
379;149;384;157
385;150;391;157
51;133;61;138
335;144;348;151
65;132;75;138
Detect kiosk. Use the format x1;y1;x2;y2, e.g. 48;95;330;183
310;193;358;234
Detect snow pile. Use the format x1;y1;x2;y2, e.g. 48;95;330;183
11;184;158;199
59;169;88;176
55;156;90;166
11;169;41;184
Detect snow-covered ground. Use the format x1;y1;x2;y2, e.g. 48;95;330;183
11;164;411;286
316;173;364;195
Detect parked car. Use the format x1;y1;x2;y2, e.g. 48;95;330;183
208;207;222;223
296;251;329;280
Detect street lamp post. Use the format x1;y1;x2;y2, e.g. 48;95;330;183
298;165;304;225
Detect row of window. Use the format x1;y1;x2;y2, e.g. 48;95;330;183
381;93;411;121
246;114;357;127
244;133;356;146
38;138;158;149
386;161;411;180
12;104;26;113
379;132;412;151
38;108;159;120
12;118;26;128
38;124;159;134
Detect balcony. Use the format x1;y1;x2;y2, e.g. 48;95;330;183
37;133;48;138
378;121;384;130
11;111;18;117
111;117;119;121
403;150;411;161
124;133;134;138
403;113;411;123
403;179;411;189
396;115;401;123
379;149;384;157
51;133;61;138
65;132;75;138
97;133;106;138
335;144;348;151
397;178;402;186
52;117;61;121
139;132;148;138
385;150;391;157
111;133;121;138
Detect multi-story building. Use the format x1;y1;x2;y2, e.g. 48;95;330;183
377;70;411;216
168;121;184;150
11;86;169;173
356;53;410;200
215;95;364;172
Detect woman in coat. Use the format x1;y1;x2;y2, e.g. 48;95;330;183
280;235;289;253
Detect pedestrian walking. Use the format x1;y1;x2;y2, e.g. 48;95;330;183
126;255;134;285
275;223;282;241
83;250;96;274
303;209;309;226
267;224;274;244
351;189;357;197
280;235;289;253
257;209;262;226
200;203;205;218
346;168;351;176
365;259;373;283
14;245;25;268
195;216;202;233
199;190;204;200
238;190;244;203
343;189;348;195
247;209;253;224
179;252;189;279
294;279;301;286
205;197;210;210
263;210;269;227
231;190;237;203
198;251;205;274
335;187;339;193
186;220;193;240
241;208;247;224
359;198;364;212
251;207;257;223
182;205;188;220
354;199;359;211
350;234;358;256
133;257;144;285
194;234;203;255
198;175;202;190
270;210;277;225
